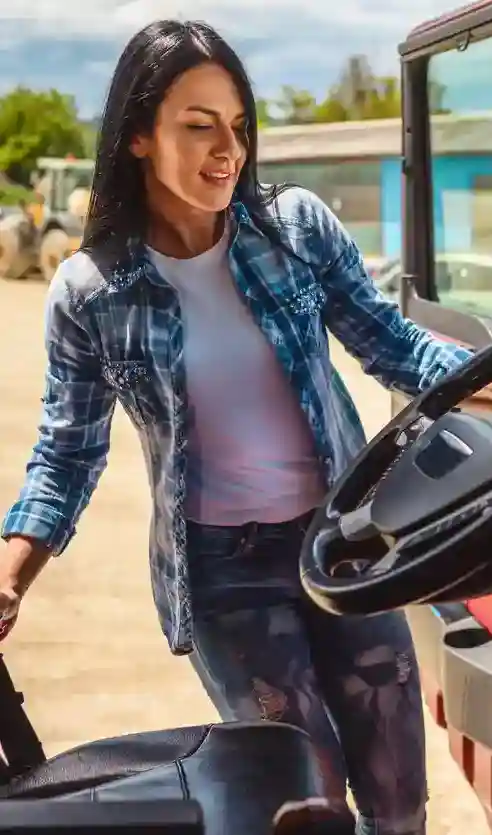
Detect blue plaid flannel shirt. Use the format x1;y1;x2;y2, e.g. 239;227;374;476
2;187;472;653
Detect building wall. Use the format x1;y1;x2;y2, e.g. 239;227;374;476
260;153;492;261
380;154;492;259
380;158;401;258
259;159;383;256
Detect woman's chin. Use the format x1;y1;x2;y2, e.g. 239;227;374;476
196;196;235;213
191;182;236;213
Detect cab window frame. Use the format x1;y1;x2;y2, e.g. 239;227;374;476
400;18;492;317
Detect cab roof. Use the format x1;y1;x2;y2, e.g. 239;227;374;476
399;0;492;55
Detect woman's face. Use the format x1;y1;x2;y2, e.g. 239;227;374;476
130;62;248;214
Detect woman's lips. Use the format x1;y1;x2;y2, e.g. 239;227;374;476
200;171;234;185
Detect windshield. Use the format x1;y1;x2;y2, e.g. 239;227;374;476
427;36;492;319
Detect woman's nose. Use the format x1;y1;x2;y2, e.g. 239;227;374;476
213;125;243;163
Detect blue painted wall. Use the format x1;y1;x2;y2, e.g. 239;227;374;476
380;155;492;258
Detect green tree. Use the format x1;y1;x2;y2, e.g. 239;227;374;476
336;55;375;119
315;92;349;123
256;97;273;128
316;56;401;123
361;76;401;119
80;120;98;158
275;85;318;124
267;59;402;127
0;176;32;206
0;87;86;185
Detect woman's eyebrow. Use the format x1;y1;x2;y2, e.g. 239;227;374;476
184;105;246;120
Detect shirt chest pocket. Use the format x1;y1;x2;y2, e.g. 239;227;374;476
101;359;167;429
285;281;327;356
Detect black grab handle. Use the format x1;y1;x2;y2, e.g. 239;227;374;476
0;654;46;777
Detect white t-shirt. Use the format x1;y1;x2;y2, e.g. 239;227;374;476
146;225;325;525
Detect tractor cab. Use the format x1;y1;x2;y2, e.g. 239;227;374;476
0;156;94;283
29;156;94;281
397;0;492;825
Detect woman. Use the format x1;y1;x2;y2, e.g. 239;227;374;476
0;20;471;835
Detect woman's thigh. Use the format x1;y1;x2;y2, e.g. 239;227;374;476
303;602;427;834
191;601;350;807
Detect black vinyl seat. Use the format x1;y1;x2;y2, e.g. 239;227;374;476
0;720;329;835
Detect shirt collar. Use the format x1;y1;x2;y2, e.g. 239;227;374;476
108;198;256;290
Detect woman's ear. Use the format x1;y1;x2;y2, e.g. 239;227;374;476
129;135;149;159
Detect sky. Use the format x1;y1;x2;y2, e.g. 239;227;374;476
0;0;474;118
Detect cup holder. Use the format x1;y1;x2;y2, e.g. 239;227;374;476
444;626;492;650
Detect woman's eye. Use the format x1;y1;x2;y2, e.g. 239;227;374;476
186;124;213;131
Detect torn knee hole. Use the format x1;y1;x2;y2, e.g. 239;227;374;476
252;678;288;720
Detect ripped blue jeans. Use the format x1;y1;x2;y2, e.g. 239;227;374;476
187;512;427;835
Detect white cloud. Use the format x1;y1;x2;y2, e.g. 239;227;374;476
0;0;460;113
0;0;455;43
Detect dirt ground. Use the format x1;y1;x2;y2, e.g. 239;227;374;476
0;277;488;834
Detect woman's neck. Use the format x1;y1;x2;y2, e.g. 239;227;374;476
147;196;225;259
150;215;224;258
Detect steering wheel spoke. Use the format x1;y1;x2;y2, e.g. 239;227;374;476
338;500;376;542
367;546;404;576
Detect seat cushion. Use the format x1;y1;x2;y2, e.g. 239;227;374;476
1;722;327;835
1;724;210;799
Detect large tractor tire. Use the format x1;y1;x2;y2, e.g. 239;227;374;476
39;228;72;283
0;213;35;280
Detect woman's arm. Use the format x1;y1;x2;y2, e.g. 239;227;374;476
308;195;473;395
1;261;116;562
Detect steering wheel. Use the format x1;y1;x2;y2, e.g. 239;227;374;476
300;344;492;616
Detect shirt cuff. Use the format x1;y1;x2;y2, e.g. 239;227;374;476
1;501;75;556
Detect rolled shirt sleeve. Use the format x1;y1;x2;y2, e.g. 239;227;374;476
312;199;473;395
1;262;116;555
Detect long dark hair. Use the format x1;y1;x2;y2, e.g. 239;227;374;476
82;20;287;260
